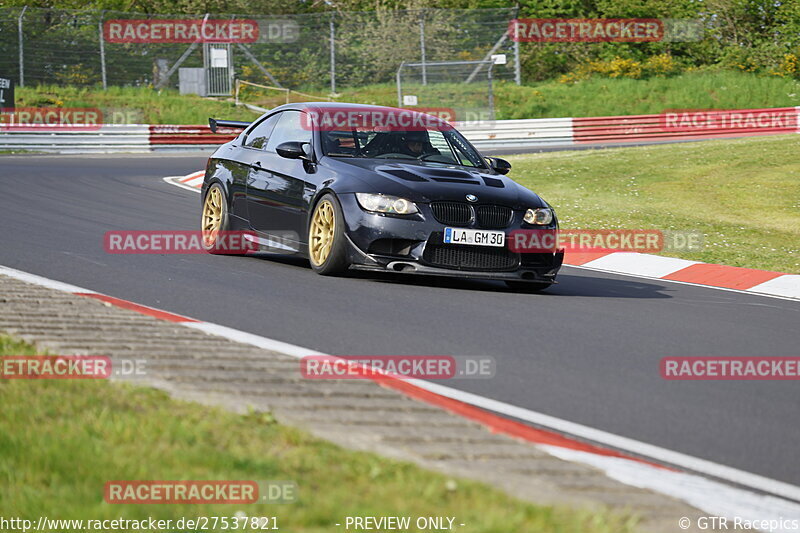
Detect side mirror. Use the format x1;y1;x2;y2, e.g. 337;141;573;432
486;156;511;175
276;141;312;161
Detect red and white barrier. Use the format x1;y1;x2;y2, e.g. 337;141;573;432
572;107;800;144
1;106;798;152
149;125;238;148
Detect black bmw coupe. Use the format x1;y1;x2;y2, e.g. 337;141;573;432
201;102;563;291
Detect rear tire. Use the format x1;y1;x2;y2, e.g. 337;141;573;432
201;182;231;254
505;280;552;293
308;193;349;275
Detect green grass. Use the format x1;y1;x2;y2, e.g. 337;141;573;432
506;134;800;273
494;71;800;119
15;71;800;124
338;71;800;120
0;335;633;532
15;85;256;124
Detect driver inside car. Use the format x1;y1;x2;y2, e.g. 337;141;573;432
398;131;440;158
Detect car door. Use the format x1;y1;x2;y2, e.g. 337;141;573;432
230;112;280;222
245;110;314;249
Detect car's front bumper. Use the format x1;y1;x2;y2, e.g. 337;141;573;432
339;194;563;282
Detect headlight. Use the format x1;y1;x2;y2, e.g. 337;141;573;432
524;207;554;225
355;193;419;215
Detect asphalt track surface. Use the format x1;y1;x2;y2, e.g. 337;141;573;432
2;153;799;492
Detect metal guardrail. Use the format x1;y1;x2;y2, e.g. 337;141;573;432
0;125;151;153
457;117;574;148
1;107;798;153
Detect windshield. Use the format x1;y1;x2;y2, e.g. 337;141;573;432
320;127;488;169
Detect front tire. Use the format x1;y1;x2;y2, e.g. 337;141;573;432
201;182;231;254
505;280;552;293
308;193;349;275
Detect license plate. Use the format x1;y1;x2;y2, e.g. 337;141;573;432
443;227;505;247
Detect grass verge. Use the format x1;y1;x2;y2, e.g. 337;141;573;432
14;85;256;125
506;135;800;273
0;335;633;532
338;71;800;119
14;71;800;124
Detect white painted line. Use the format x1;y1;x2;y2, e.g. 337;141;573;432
163;176;202;194
565;264;800;304
1;263;800;519
581;252;700;278
405;378;800;503
0;265;97;294
182;322;325;358
542;446;800;533
747;275;800;299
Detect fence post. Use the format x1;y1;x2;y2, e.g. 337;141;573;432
329;14;336;94
487;64;495;121
18;6;28;87
99;10;107;90
419;11;427;85
513;6;521;85
396;62;404;107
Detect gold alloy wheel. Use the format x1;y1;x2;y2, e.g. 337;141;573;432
202;186;223;247
309;199;336;266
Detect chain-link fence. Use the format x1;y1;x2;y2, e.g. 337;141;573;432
397;60;499;122
0;6;518;94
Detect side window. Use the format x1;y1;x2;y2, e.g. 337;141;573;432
244;113;280;149
265;110;312;152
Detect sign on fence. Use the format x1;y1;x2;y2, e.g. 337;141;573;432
0;76;14;110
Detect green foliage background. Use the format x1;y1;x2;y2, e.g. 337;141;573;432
1;0;798;87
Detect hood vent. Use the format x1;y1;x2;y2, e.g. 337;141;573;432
382;169;428;182
432;177;481;184
425;168;475;179
482;176;505;188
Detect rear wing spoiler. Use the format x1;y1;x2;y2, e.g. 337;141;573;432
209;118;251;133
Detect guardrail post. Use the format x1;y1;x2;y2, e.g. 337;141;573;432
18;6;28;87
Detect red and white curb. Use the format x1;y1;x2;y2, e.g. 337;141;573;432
166;171;800;302
564;252;800;301
1;263;799;528
164;170;205;192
